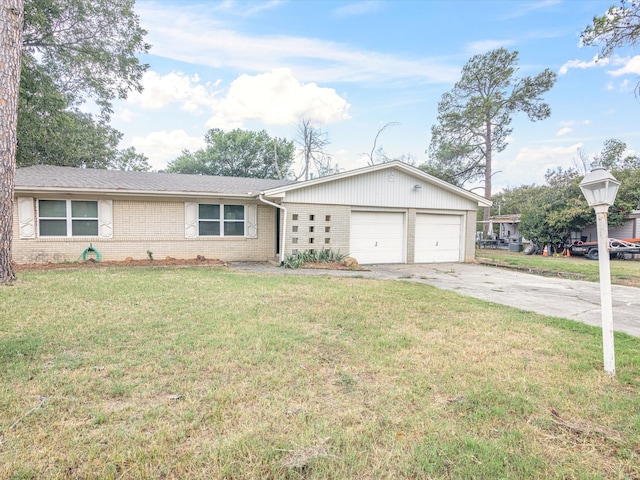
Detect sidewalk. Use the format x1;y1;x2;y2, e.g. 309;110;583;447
229;261;640;338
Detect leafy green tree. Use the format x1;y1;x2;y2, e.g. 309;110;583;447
582;0;640;93
419;161;469;187
519;169;594;247
22;0;149;118
167;129;295;179
17;55;149;169
490;184;543;217
491;138;640;248
112;147;150;172
15;0;150;169
597;138;640;170
513;167;635;248
18;60;121;168
425;48;557;227
572;138;640;215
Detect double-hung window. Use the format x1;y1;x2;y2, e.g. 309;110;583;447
38;200;99;237
198;204;245;236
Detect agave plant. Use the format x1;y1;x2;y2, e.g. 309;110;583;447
282;249;346;269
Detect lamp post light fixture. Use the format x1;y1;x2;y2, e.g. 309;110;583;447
579;166;621;377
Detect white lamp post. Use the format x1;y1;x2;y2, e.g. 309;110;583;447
579;166;620;377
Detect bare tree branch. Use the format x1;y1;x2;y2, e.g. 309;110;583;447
366;122;400;165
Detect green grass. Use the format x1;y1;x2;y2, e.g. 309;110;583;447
476;248;640;287
2;266;640;479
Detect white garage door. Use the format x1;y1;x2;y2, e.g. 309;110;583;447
350;211;404;264
415;214;462;263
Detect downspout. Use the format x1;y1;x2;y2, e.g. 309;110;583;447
258;194;287;265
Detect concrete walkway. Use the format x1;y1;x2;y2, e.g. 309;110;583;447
229;262;640;338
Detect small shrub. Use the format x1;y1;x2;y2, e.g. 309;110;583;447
282;249;346;269
146;250;153;261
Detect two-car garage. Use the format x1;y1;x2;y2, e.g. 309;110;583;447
349;211;463;264
262;161;491;265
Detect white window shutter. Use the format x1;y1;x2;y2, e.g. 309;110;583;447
98;200;113;238
18;197;35;239
185;202;198;238
246;204;257;238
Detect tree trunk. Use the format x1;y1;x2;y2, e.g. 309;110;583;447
483;120;492;236
0;0;23;284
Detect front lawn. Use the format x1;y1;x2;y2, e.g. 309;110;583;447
1;266;640;479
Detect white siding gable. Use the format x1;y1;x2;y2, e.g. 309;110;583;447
280;168;478;210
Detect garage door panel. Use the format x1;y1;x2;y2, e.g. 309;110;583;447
350;212;404;264
415;214;461;263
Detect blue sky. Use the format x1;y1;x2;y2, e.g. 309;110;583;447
111;0;640;192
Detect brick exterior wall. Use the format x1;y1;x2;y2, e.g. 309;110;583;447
464;209;477;262
13;196;478;265
13;198;277;264
282;203;350;257
281;203;477;264
406;209;416;264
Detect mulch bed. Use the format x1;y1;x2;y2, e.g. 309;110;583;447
12;258;366;272
13;257;227;272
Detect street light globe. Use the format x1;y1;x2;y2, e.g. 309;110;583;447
579;166;621;208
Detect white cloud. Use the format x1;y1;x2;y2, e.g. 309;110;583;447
136;3;460;85
334;1;384;17
113;108;136;123
128;130;206;170
559;55;609;75
206;68;351;128
217;0;283;17
556;120;578;136
496;143;583;187
497;0;561;20
127;71;220;113
607;55;640;76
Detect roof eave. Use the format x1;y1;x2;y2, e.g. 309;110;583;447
15;186;258;199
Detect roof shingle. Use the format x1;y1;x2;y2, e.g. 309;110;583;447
15;165;296;196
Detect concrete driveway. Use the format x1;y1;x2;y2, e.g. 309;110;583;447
369;263;640;337
230;261;640;337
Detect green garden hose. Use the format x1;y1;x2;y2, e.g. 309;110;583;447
81;244;102;262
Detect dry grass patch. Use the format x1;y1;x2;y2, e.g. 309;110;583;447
1;266;640;479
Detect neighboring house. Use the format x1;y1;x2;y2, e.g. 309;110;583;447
491;214;524;243
576;211;640;243
13;161;491;265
